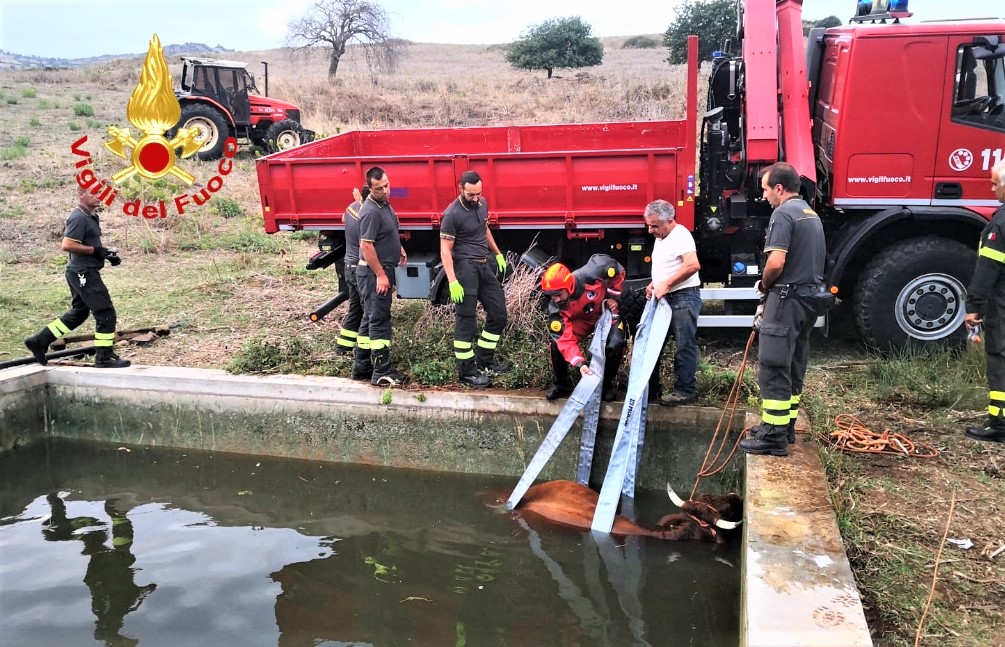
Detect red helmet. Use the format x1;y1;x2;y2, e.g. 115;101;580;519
541;263;574;294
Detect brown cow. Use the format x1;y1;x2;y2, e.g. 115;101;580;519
511;480;742;543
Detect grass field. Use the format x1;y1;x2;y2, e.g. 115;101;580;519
1;38;1003;646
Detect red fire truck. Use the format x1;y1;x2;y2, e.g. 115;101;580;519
255;0;1005;350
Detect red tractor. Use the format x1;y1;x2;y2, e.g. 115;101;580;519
171;57;314;160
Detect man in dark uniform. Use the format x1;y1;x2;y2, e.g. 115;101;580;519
964;159;1005;443
356;167;408;386
739;162;826;456
24;185;130;368
440;171;510;388
541;255;627;402
338;186;374;381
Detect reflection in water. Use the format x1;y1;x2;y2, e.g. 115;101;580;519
43;494;156;646
0;439;739;646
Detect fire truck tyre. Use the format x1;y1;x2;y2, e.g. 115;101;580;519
177;104;228;161
266;120;307;153
854;237;975;352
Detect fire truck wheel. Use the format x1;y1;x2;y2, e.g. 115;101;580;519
854;236;974;352
265;120;307;153
177;104;229;161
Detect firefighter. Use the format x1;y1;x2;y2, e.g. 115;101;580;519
440;171;510;387
337;186;375;381
24;185;130;368
739;162;826;457
541;255;627;401
963;159;1005;443
356;167;409;386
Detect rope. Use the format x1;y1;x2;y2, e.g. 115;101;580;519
914;489;956;647
689;330;757;497
827;413;939;458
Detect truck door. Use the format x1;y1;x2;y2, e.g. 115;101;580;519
934;36;1005;207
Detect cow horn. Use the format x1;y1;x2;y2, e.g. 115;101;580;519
666;483;686;507
715;518;741;530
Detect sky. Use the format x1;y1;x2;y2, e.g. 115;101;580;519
0;0;1001;59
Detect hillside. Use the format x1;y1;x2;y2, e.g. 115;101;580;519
0;42;234;71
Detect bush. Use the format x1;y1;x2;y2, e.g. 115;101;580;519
211;196;244;219
73;103;94;117
68;122;82;131
6;96;18;105
20;87;37;98
622;36;659;49
29;117;41;127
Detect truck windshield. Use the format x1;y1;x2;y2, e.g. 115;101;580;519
952;40;1005;133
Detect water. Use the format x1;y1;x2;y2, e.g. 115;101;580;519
0;439;739;647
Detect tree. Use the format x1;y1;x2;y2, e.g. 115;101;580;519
663;0;737;65
506;17;603;79
815;15;842;29
285;0;402;79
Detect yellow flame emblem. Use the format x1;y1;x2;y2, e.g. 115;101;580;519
103;35;201;185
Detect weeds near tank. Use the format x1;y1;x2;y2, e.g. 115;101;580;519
380;388;393;405
866;344;985;413
228;335;309;374
696;360;758;405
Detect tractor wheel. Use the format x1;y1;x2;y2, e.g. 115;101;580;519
176;104;229;161
854;236;975;352
265;120;307;153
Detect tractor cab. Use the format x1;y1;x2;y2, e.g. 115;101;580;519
179;58;256;126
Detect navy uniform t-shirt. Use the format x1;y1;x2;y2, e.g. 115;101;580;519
440;197;490;261
64;206;104;271
343;198;364;266
358;196;401;267
764;196;826;286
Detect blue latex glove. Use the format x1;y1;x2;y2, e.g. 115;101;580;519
496;253;507;273
449;281;465;303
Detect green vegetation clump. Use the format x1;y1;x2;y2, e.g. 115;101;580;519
211;196;245;219
20;87;37;98
72;103;94;117
29;117;41;127
68;122;82;131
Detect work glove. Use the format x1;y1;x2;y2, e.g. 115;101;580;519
496;253;507;273
754;279;768;302
449;280;465;304
604;298;619;316
106;250;122;266
752;303;764;331
93;246;112;259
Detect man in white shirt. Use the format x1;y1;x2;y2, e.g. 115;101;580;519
643;199;702;406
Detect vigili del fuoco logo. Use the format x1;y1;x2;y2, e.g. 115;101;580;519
69;34;237;219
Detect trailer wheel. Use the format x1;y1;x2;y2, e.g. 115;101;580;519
854;237;974;351
265;120;307;153
618;278;649;335
176;104;229;161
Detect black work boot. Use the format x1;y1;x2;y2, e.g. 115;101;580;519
351;347;373;381
370;349;408;387
658;392;698;407
787;421;797;444
964;416;1005;443
739;424;790;456
24;328;57;366
94;347;130;369
476;349;511;375
458;360;491;388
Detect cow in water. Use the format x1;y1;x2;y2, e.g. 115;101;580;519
511;480;742;544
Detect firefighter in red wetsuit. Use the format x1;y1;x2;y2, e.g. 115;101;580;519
541;255;627;401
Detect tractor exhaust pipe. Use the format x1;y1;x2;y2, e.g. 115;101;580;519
261;61;269;97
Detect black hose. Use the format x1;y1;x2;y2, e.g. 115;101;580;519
0;346;97;371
